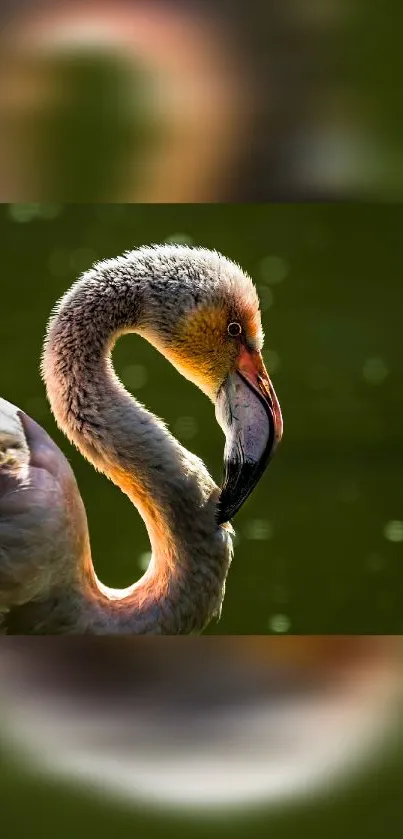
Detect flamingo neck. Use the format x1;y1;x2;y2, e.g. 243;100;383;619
40;266;233;634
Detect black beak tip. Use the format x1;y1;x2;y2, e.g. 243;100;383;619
216;503;231;527
216;447;277;527
215;484;241;525
216;486;248;526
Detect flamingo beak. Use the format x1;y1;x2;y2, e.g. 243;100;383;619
215;348;283;525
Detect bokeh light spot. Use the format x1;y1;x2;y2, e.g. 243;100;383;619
244;519;273;541
8;204;39;223
122;364;148;390
367;553;386;573
138;551;152;571
362;357;389;385
8;204;62;222
164;233;194;246
259;256;289;285
173;416;199;441
384;521;403;543
340;481;360;504
269;613;291;633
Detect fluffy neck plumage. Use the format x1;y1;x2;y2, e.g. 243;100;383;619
39;255;233;634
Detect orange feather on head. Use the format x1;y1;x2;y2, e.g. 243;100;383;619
167;290;264;400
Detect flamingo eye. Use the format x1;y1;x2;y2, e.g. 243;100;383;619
227;322;242;337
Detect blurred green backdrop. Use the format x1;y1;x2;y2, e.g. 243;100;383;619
0;203;402;632
1;737;402;839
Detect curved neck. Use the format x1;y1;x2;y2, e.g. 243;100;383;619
41;262;232;634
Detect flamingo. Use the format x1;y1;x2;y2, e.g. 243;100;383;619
0;245;282;634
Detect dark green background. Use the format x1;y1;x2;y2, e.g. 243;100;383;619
1;203;402;632
1;739;402;839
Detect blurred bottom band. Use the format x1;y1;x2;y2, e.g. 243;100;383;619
0;636;401;817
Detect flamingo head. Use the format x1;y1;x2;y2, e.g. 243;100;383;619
140;245;283;524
